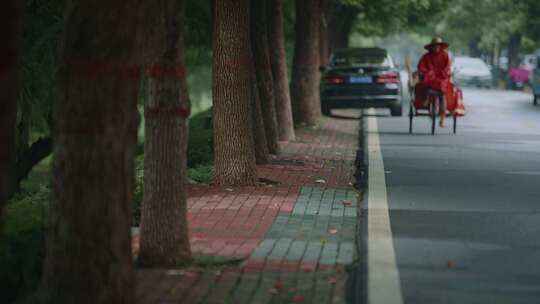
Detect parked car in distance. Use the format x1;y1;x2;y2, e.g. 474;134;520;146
320;47;403;117
452;57;493;88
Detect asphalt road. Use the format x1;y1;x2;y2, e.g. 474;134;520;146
366;88;540;303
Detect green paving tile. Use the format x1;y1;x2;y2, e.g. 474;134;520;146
302;241;324;261
286;240;308;261
331;207;344;217
319;242;339;265
292;204;307;215
268;238;293;260
251;239;277;258
249;186;359;269
344;207;357;217
337;242;355;264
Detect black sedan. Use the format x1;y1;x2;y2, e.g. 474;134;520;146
320;47;402;116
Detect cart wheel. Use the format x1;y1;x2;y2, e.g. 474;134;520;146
453;115;457;134
430;98;437;135
409;105;414;134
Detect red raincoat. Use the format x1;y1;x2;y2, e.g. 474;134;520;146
414;50;465;116
417;50;451;93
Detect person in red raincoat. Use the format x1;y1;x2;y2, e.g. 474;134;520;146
417;37;451;127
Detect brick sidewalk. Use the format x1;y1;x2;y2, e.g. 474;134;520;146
134;110;362;304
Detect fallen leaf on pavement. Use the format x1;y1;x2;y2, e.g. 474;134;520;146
342;200;352;206
273;280;284;290
328;228;338;234
292;295;305;303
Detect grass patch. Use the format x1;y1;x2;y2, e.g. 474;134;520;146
187;108;213;168
19;155;52;195
187;165;213;184
0;187;48;304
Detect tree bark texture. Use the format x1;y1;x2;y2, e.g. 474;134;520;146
267;0;295;141
250;58;270;164
37;1;141;303
319;0;330;65
251;0;280;155
291;0;322;127
138;0;192;267
0;0;21;211
213;0;258;186
327;1;358;52
16;100;31;157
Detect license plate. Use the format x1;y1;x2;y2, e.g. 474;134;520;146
349;76;372;84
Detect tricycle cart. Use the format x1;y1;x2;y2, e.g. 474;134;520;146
408;79;464;135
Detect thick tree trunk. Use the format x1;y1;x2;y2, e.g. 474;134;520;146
319;0;330;65
138;0;192;267
267;0;295;141
0;1;21;210
37;1;141;303
291;0;322;127
327;1;358;53
213;0;258;186
251;0;280;155
250;60;270;164
508;33;522;69
16;100;30;157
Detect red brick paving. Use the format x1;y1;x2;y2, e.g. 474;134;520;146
135;111;361;303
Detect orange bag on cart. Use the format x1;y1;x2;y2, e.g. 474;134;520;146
414;81;465;116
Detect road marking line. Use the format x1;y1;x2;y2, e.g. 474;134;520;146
366;108;404;304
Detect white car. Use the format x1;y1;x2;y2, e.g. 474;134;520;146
452;57;493;88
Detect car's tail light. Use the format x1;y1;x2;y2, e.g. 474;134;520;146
377;72;399;83
324;73;345;84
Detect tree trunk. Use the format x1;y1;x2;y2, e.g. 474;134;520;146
250;59;270;164
137;0;192;267
37;1;141;303
267;0;295;141
251;0;280;155
327;1;358;53
494;41;500;68
319;0;330;65
468;36;481;58
0;0;21;210
508;33;522;69
291;0;322;127
16;100;30;157
213;0;258;186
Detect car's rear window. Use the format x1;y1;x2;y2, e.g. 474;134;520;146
332;52;391;67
